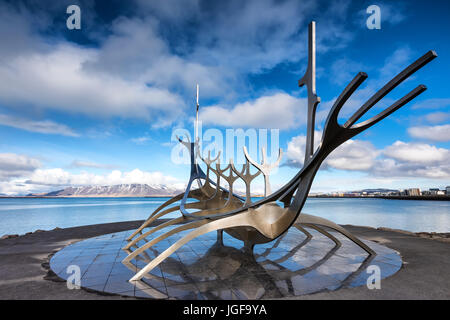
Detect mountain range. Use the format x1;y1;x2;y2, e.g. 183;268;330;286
27;184;184;197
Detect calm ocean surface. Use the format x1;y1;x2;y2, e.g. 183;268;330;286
0;197;449;236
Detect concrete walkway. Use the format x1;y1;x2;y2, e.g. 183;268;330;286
0;221;448;300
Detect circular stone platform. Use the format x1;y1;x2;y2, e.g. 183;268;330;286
50;225;402;299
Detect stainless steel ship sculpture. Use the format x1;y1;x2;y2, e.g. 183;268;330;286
123;21;437;282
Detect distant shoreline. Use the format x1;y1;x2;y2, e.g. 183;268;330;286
0;195;449;201
309;195;450;201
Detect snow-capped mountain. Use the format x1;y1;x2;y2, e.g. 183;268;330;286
28;184;183;197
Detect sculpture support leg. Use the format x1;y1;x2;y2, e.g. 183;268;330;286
294;224;312;239
217;230;223;245
243;241;255;254
297;213;375;255
301;223;341;248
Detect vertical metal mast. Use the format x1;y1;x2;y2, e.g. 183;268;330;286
195;84;199;143
194;84;200;168
194;84;201;186
298;21;321;165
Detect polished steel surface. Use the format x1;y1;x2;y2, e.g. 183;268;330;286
51;227;402;299
121;21;436;283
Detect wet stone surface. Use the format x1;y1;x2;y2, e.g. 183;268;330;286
50;226;402;299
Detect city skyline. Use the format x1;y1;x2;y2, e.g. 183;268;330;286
0;0;449;196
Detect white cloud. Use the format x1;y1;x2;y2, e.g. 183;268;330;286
201;93;307;129
285;132;378;171
83;16;230;99
285;131;322;167
0;168;185;195
0;44;183;122
0;1;358;127
0;153;41;179
0;4;183;126
325;140;379;171
285;136;450;179
383;141;449;164
24;168;181;187
408;124;450;142
0;152;185;195
0;114;79;137
0;181;40;196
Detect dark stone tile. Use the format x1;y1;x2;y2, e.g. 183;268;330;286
176;251;200;261
231;285;266;300
200;288;238;300
166;283;204;300
163;272;194;284
82;268;112;280
274;279;295;296
186;269;219;282
107;272;135;283
93;254;117;263
110;263;136;276
138;276;166;289
81;275;109;287
104;277;136;294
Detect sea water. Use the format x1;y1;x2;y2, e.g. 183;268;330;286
0;197;448;236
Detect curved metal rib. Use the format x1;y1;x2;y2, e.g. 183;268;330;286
344;50;437;129
350;85;427;133
230;156;261;205
127;192;185;241
243;146;282;196
129;213;253;281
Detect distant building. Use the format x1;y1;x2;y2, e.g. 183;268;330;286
437;190;445;196
446;186;450;195
429;188;440;195
407;188;421;196
353;192;361;196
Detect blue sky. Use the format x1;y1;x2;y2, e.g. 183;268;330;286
0;0;449;195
